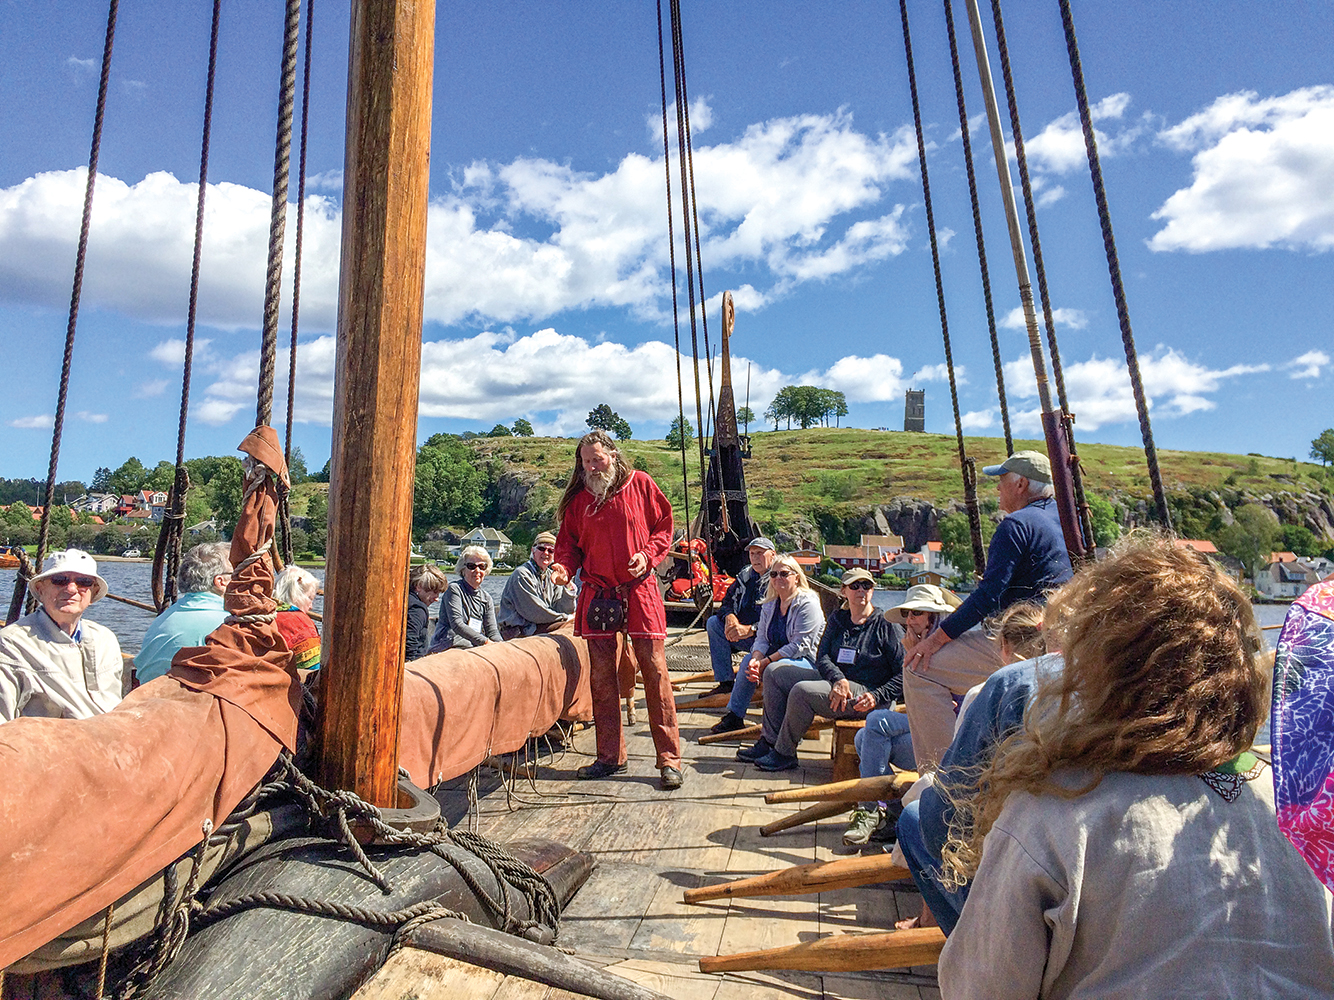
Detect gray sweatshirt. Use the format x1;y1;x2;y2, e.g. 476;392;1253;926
497;559;576;635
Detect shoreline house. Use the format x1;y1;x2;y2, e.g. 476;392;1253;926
461;527;514;564
1255;557;1321;599
824;543;882;572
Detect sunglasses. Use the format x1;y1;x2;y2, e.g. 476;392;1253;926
845;580;874;591
463;562;488;571
50;574;97;590
771;569;795;579
533;545;555;553
906;609;931;618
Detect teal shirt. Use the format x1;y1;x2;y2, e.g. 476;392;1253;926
134;591;228;684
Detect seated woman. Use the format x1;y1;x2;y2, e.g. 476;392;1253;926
711;554;823;737
405;563;450;661
842;583;960;845
273;565;321;673
429;545;502;652
938;538;1334;999
740;567;902;774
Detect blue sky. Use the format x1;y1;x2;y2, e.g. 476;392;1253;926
1;0;1332;483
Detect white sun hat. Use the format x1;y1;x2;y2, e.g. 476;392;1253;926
885;583;962;623
29;548;109;603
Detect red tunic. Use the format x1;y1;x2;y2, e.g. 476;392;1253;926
554;470;673;639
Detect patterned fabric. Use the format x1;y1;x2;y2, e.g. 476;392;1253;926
1199;751;1266;803
1272;577;1334;892
275;605;321;671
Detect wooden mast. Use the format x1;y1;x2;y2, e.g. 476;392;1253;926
317;0;436;806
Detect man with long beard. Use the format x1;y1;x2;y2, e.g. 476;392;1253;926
551;429;684;790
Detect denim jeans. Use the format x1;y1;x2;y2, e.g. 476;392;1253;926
705;613;754;683
897;798;966;935
855;707;916;805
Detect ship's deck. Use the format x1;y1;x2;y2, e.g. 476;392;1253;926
430;631;942;1000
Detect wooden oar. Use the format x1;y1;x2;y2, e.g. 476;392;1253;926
670;670;715;688
764;772;919;805
698;723;760;745
676;690;760;710
684;853;911;904
105;591;159;614
699;927;946;973
760;800;848;836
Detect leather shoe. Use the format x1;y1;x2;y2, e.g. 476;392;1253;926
577;760;627;780
660;766;684;790
736;738;773;763
702;681;735;698
710;711;748;735
754;750;799;772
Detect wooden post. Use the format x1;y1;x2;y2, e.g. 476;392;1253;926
317;0;435;806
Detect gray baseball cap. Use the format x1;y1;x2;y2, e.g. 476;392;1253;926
746;537;776;552
982;450;1052;484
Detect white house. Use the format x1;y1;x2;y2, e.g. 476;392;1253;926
72;493;119;515
920;542;960;581
1255;559;1320;598
461;527;514;563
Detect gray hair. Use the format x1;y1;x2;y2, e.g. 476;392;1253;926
410;563;449;594
458;545;492;572
274;565;320;607
1005;471;1055;501
177;542;232;594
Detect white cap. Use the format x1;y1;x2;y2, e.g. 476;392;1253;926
29;549;109;603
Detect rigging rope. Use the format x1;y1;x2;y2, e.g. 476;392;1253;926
152;0;224;612
1057;0;1172;532
20;0;120;622
279;0;317;566
667;0;713;557
256;0;302;430
655;0;696;560
987;0;1095;555
941;0;1012;455
898;0;988;576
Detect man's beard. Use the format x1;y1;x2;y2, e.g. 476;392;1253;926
586;467;615;500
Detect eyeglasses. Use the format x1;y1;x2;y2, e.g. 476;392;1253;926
906;609;931;618
771;569;795;579
50;574;97;590
463;562;488;571
533;545;555;553
845;581;874;591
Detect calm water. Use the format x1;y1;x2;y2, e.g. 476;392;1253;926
0;562;1293;653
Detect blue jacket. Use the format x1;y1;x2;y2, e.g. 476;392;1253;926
134;590;228;683
715;564;766;626
942;496;1072;639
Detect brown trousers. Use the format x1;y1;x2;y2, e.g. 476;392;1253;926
587;635;681;768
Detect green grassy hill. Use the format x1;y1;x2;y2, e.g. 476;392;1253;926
468;427;1331;534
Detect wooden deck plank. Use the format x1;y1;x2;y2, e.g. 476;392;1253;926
590;801;736;870
724;808;818;874
710;970;825;1000
715;892;824;957
628;870;731;957
821;975;924;1000
491;978;560;999
559;862;662;954
350;951;504;1000
599;959;721;1000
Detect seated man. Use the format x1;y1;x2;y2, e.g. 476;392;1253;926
901;450;1072;769
134;541;232;684
497;530;576;640
703;536;774;698
0;549;124;721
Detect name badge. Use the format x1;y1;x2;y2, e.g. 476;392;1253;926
837;646;856;665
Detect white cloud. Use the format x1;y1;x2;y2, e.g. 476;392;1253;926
1150;86;1334;252
9;414;53;429
65;56;96;72
184;326;935;432
648;97;715;143
1019;93;1142;177
1286;349;1330;379
306;170;343;194
1003;345;1268;431
134;379;169;398
935;227;955;250
75;411;108;423
960;409;994;430
0;108;917;332
999;305;1088;331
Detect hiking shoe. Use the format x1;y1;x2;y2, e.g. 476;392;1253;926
660;766;684;790
736;738;773;763
576;760;627;780
702;681;735;698
870;811;899;844
710;711;748;735
754;750;800;772
842;807;886;846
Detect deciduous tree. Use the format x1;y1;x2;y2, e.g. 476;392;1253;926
512;418;534;437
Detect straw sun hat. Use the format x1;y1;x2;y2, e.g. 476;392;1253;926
885;583;961;623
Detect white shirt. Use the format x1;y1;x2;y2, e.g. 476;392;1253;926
0;609;124;722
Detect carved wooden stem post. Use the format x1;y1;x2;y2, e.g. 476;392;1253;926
318;0;435;805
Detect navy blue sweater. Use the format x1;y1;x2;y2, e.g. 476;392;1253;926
941;496;1073;639
715;564;766;627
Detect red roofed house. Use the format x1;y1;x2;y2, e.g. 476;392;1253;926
824;544;881;571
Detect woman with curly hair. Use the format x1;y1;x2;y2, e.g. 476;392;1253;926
938;537;1334;999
